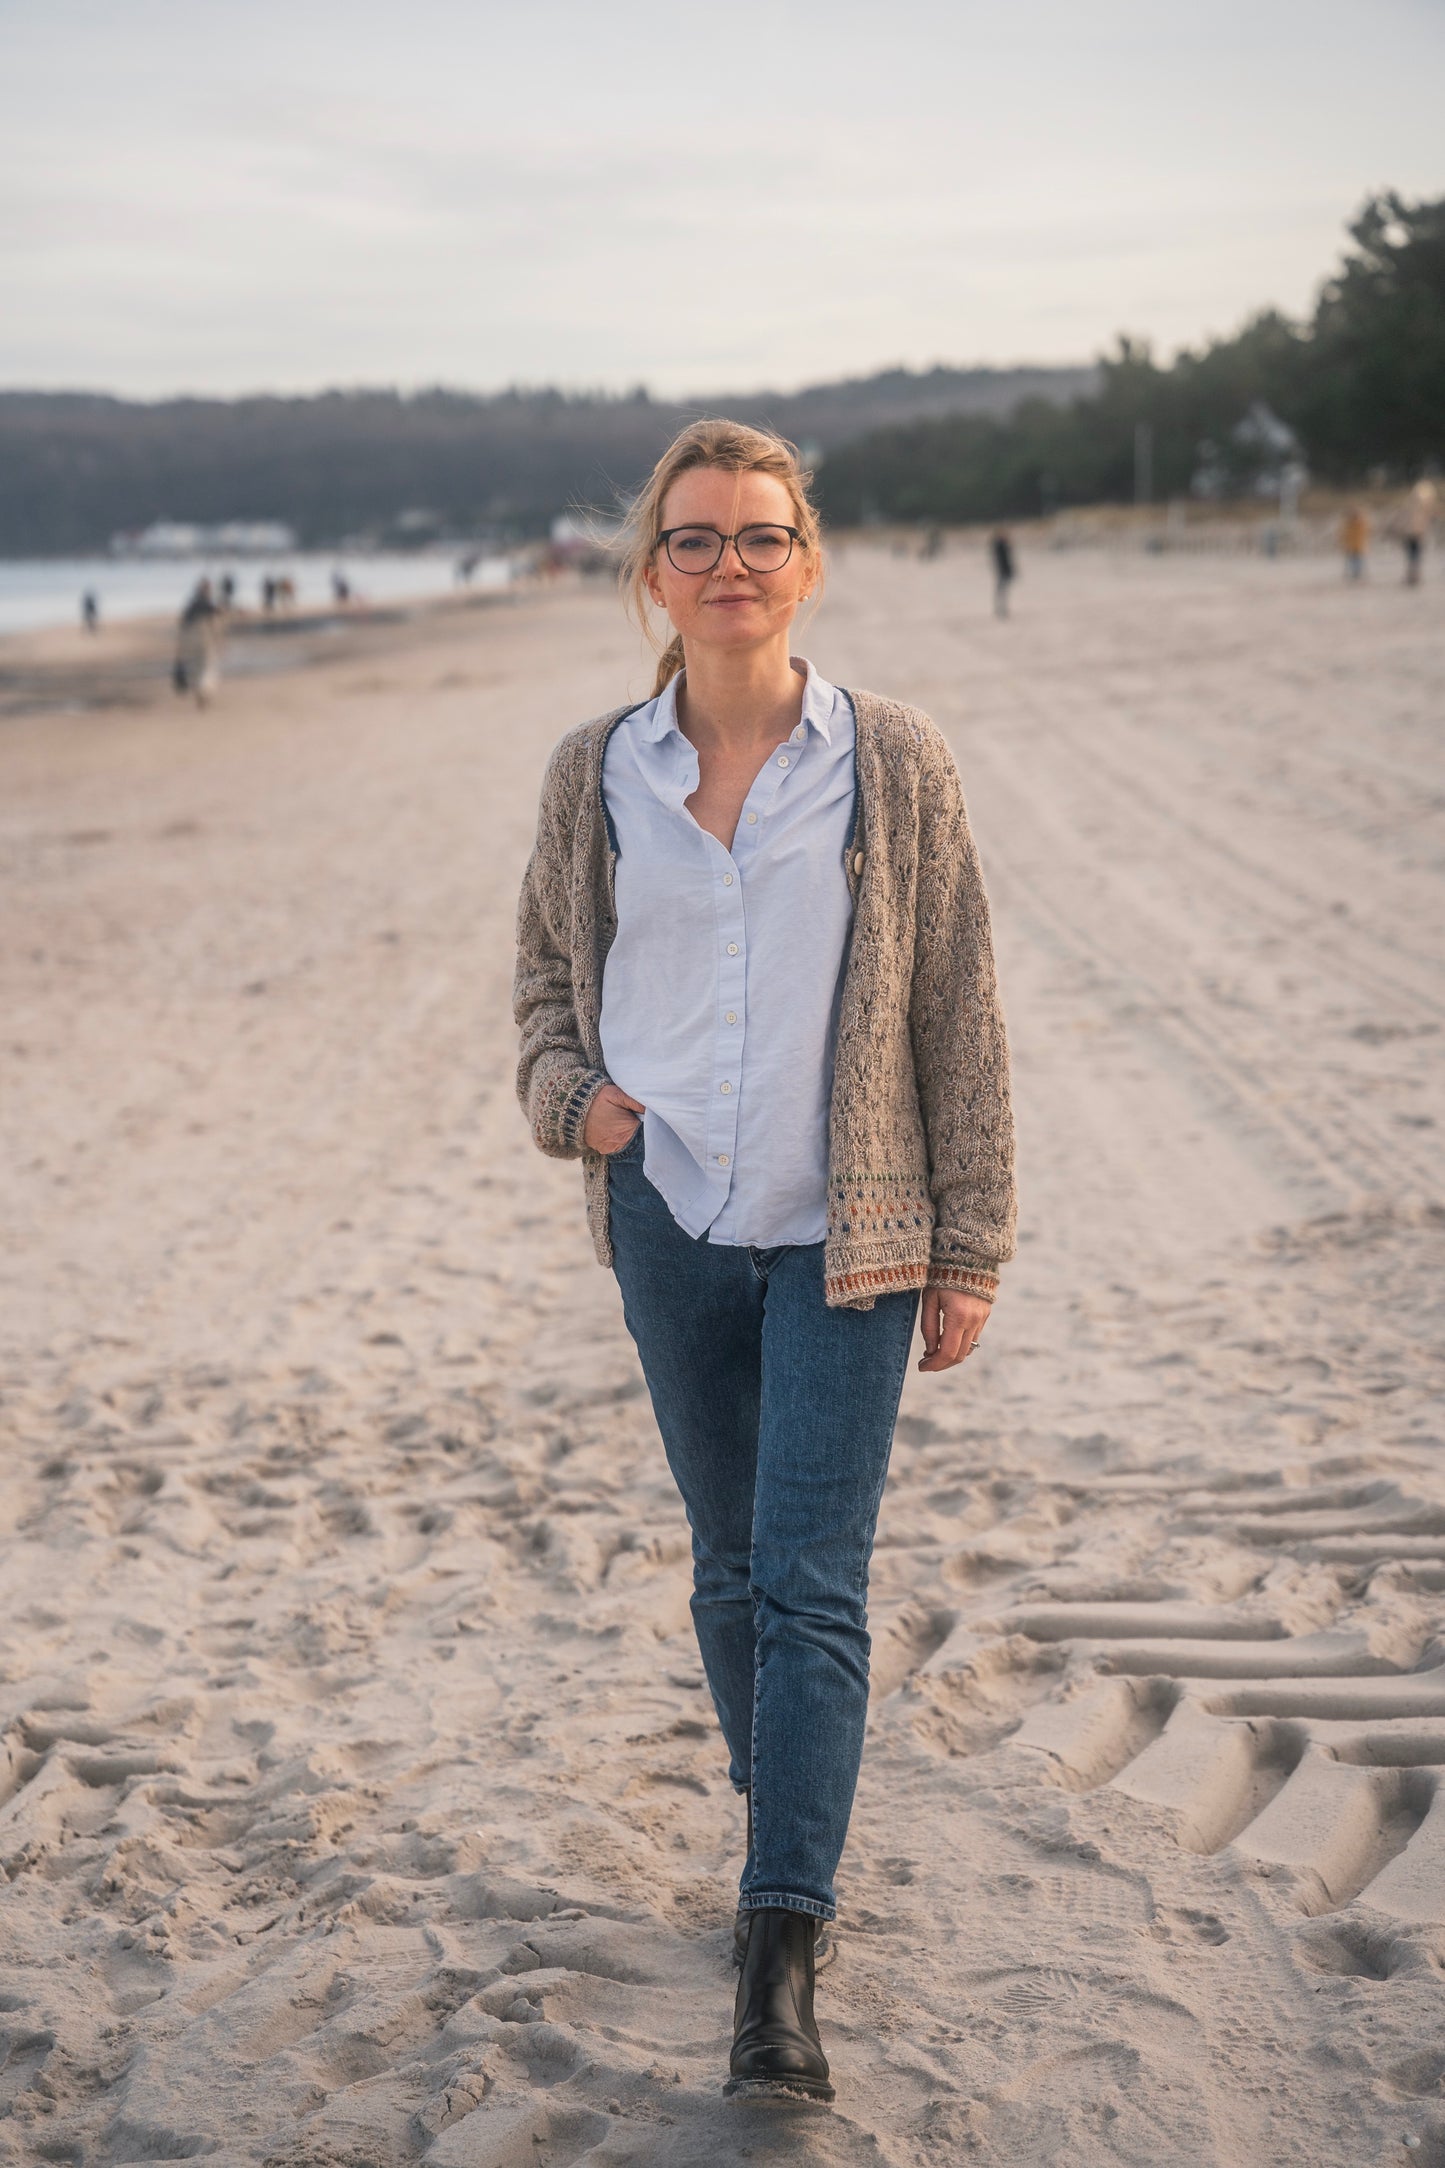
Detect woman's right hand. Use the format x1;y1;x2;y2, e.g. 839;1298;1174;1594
585;1083;645;1154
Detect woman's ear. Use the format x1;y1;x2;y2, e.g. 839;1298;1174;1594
643;556;666;610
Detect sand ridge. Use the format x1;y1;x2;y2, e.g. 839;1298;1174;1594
1;551;1443;2164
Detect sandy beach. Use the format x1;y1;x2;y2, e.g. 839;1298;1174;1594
2;548;1443;2165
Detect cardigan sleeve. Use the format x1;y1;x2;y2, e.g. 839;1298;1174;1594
513;743;611;1159
907;727;1018;1299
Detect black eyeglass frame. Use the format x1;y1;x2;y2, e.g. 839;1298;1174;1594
655;524;804;574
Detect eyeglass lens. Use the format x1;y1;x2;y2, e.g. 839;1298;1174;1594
665;526;794;573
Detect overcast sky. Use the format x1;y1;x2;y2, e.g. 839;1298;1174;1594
3;0;1442;400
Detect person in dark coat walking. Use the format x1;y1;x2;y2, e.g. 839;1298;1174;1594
174;578;222;706
990;529;1016;618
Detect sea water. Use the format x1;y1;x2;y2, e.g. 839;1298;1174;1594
0;551;511;637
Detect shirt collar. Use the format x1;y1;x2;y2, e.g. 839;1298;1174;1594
643;657;837;747
642;671;684;745
796;658;838;744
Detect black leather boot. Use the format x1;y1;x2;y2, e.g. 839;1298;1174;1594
725;1907;834;2101
733;1906;833;1969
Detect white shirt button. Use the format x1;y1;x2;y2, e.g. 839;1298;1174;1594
746;812;758;824
792;725;804;742
777;754;789;767
726;941;739;955
725;1011;737;1024
717;1153;730;1166
720;1080;732;1093
723;873;734;885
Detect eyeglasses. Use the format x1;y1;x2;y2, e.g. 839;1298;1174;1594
656;524;802;575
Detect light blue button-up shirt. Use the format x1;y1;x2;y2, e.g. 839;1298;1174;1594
598;659;856;1247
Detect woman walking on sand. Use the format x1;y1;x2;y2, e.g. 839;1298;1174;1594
513;420;1015;2103
173;577;223;706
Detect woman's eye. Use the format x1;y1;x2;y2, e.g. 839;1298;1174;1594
674;533;713;556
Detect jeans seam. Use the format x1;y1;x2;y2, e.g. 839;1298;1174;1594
747;1602;764;1894
856;1293;919;1608
850;1308;915;1600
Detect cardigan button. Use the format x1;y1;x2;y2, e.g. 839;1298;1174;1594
852;850;866;876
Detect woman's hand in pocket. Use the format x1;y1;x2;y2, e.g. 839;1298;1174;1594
585;1084;645;1154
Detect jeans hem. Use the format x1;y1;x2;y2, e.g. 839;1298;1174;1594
737;1892;836;1922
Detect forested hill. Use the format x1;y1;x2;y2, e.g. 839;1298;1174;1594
0;364;1094;556
818;193;1445;526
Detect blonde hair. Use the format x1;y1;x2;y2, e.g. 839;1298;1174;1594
618;418;823;697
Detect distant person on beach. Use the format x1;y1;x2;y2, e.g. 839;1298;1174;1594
990;527;1016;616
514;420;1015;2106
1339;506;1371;580
261;573;298;612
331;570;351;605
218;572;237;609
173;578;222;707
81;590;99;633
1397;479;1438;587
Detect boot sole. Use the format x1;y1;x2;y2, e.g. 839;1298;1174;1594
723;2074;835;2104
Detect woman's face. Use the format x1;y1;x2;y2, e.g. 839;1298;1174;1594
644;466;813;658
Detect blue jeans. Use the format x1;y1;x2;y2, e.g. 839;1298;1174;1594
607;1135;919;1920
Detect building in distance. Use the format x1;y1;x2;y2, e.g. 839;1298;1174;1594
110;520;298;558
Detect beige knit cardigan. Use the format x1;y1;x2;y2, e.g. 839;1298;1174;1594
513;689;1016;1309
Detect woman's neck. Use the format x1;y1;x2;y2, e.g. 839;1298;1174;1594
675;638;805;755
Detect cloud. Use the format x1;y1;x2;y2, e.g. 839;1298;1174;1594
2;0;1442;394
